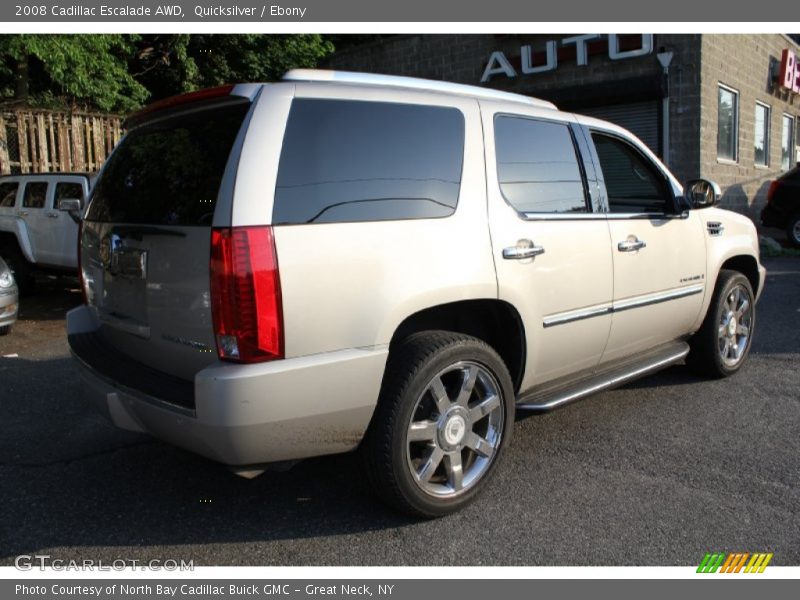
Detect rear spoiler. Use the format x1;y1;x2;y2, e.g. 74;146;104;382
124;83;263;129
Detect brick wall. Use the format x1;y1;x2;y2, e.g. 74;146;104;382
699;34;800;216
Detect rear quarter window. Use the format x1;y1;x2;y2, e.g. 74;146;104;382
273;99;465;225
86;103;249;226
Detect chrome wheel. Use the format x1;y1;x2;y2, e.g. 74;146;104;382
717;284;753;367
405;361;504;498
792;220;800;245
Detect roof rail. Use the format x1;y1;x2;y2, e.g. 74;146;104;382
283;69;557;110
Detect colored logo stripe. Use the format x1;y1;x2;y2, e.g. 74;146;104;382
697;553;726;573
745;553;773;573
697;552;773;573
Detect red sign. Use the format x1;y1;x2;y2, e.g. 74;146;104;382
779;49;800;93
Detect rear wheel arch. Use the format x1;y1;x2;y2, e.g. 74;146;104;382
388;299;526;394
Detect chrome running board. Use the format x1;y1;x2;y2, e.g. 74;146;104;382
516;341;690;412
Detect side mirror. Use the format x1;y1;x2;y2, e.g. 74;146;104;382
58;198;82;212
685;179;721;209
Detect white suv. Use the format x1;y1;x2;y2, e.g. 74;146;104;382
0;172;89;294
67;70;765;516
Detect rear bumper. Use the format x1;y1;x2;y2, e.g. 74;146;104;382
67;305;387;466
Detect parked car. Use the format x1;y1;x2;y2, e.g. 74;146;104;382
761;165;800;247
0;172;90;294
67;71;765;517
0;256;18;335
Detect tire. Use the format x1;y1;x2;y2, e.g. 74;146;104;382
0;246;35;297
688;270;755;378
361;331;515;518
787;214;800;248
0;325;9;336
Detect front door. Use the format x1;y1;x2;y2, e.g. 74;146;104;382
51;179;85;268
587;129;707;363
484;107;614;391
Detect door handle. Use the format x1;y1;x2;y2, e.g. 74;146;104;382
47;212;59;218
16;210;28;217
617;237;646;252
503;239;545;260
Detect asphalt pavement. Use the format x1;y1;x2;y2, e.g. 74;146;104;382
0;259;798;566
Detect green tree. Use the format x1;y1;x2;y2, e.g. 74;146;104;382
131;34;335;101
0;34;149;111
0;34;335;113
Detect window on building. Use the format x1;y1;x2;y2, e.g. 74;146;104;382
273;99;464;224
591;133;672;214
494;116;587;214
717;85;739;162
782;114;796;171
754;102;770;167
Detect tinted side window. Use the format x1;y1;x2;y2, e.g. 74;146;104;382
55;182;84;202
495;116;587;214
591;133;671;214
87;103;249;226
22;182;48;209
273;99;464;224
0;182;18;207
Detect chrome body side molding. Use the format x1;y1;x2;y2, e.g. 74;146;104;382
543;284;704;328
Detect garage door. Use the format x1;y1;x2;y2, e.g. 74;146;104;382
581;101;660;157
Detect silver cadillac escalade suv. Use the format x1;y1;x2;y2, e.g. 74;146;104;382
68;70;765;517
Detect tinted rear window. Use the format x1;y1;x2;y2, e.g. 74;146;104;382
781;166;800;183
273;99;464;224
495;116;587;214
87;103;249;226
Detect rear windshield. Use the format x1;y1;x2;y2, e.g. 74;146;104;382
86;103;249;226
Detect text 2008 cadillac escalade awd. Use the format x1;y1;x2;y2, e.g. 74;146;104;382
67;70;765;516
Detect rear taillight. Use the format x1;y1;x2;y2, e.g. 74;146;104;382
766;180;781;204
210;227;283;363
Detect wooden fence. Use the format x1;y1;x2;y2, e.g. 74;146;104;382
0;110;123;175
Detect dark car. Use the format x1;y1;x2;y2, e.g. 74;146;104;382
761;165;800;247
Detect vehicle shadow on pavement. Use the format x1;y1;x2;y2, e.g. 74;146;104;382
17;275;83;322
0;356;417;563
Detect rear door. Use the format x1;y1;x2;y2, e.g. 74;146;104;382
483;105;614;389
81;98;252;380
585;127;706;362
19;179;57;265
